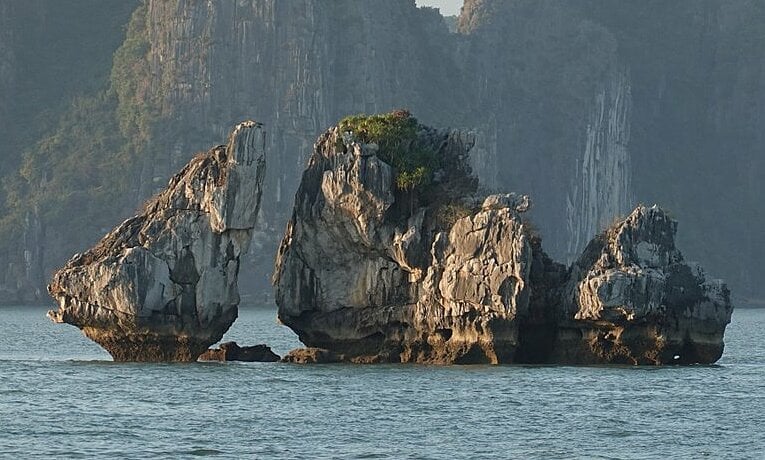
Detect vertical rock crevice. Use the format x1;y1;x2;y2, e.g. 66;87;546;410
567;68;633;261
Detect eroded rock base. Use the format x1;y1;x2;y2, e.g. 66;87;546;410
282;348;345;364
47;121;267;362
82;328;211;362
548;326;726;365
284;310;521;364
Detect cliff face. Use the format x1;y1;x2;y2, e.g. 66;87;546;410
107;0;461;297
0;2;13;148
566;70;633;261
47;122;266;362
275;114;733;364
2;0;764;305
457;0;627;261
130;0;459;199
575;0;765;304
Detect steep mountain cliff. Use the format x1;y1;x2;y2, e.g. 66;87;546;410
566;69;633;259
1;0;763;305
583;0;765;302
105;0;625;298
0;3;13;151
457;0;630;261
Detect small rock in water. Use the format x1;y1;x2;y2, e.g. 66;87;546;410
281;348;345;364
199;342;280;362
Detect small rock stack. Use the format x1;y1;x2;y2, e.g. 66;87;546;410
47;121;266;362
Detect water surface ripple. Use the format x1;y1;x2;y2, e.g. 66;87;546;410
1;307;763;459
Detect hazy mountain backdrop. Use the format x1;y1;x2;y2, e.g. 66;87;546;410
1;0;763;306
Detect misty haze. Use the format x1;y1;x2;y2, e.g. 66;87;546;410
0;1;763;458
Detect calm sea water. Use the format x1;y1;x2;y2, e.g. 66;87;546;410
0;306;763;459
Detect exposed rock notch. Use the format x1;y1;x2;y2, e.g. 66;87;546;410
553;205;734;364
47;121;266;362
274;112;733;365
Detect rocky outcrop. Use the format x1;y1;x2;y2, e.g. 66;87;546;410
47;121;266;362
281;348;345;364
275;113;733;365
274;112;539;364
199;342;280;362
554;205;733;364
6;1;765;308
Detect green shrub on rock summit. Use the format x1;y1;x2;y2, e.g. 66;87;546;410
338;110;439;192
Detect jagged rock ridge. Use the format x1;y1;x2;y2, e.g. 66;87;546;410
553;205;734;364
275;113;733;365
274;112;534;363
47;121;266;362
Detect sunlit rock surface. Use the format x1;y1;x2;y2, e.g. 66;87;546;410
275;114;733;365
47;121;266;362
275;113;548;364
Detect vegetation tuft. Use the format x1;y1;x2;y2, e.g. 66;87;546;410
432;201;476;229
338;110;439;192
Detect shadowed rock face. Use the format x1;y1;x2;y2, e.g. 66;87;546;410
275;113;733;365
47;121;266;362
199;342;280;362
555;205;734;364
